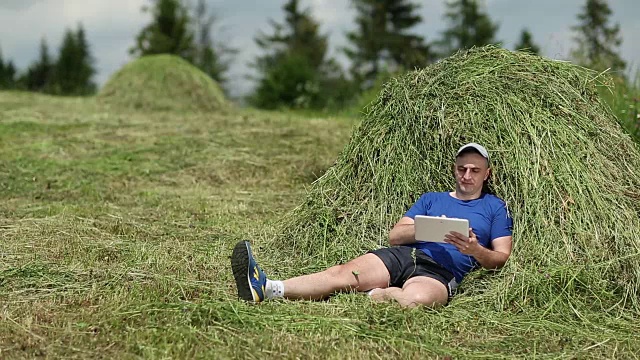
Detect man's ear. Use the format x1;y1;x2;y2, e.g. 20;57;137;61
484;167;491;181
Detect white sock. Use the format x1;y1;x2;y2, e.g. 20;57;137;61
265;280;285;299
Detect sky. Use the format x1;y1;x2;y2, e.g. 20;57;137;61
0;0;638;98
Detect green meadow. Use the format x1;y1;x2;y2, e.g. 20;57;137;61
1;63;640;358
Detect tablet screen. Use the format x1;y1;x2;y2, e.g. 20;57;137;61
414;215;469;243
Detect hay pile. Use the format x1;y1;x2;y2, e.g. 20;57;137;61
98;54;228;112
270;46;640;312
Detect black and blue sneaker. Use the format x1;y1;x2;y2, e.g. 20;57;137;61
231;241;267;302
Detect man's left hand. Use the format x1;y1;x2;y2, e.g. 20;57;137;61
444;228;482;256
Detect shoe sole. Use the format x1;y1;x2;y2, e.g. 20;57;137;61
231;241;254;301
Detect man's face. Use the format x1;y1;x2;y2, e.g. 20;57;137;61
454;152;490;196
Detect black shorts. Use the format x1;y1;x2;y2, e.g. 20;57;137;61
369;246;458;298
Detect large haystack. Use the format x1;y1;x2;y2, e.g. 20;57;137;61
270;46;640;311
98;54;228;112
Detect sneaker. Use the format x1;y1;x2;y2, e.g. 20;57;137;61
231;240;267;302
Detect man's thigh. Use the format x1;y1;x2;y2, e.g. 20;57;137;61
401;276;449;306
337;253;391;291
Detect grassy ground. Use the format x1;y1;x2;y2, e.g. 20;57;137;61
1;90;639;359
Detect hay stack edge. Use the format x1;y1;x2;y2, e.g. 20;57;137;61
98;54;228;112
269;45;640;312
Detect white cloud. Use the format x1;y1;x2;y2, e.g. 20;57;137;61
305;0;351;28
0;1;62;49
542;31;574;60
0;0;44;10
61;0;146;26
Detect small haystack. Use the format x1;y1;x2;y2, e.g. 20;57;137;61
98;54;228;112
269;46;640;312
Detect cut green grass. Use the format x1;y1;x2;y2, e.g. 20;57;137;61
2;47;640;358
271;46;640;317
97;54;229;112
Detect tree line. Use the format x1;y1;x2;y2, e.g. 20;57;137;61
0;0;628;109
0;24;95;95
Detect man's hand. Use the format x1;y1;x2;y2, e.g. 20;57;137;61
444;228;483;256
446;228;513;270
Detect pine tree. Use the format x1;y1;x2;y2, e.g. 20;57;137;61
3;61;16;89
254;0;328;72
0;49;10;89
23;38;54;92
251;0;332;109
570;0;625;73
344;0;432;88
192;0;236;88
130;0;196;61
514;29;540;55
438;0;499;56
52;25;96;95
74;24;97;94
54;28;80;95
280;0;328;70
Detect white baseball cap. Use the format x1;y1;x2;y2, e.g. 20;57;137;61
456;142;489;160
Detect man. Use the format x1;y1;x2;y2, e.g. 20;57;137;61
231;143;513;308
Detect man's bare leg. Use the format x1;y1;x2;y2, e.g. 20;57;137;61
283;253;391;300
369;276;448;308
231;241;390;302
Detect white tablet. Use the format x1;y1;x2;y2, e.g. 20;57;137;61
414;215;469;243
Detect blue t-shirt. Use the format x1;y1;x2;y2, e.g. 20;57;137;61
404;192;513;283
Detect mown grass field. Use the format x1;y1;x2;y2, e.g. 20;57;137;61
1;90;639;359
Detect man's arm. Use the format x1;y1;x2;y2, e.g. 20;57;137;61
388;216;417;246
470;236;512;269
444;231;512;269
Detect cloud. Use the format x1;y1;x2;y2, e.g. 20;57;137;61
61;0;146;26
0;1;66;57
0;0;44;11
305;0;352;29
620;22;640;73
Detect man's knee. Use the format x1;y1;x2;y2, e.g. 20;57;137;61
330;254;389;291
401;277;449;307
323;256;389;290
407;292;446;307
324;264;357;285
